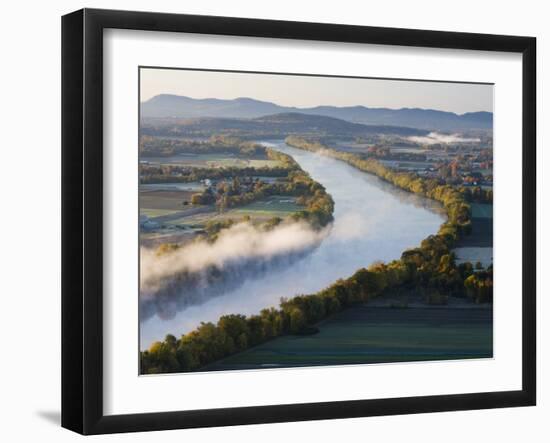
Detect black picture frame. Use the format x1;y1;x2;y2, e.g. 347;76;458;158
62;8;536;435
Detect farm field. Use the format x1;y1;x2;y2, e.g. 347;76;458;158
139;141;305;247
139;229;198;248
141;153;283;169
471;203;493;218
455;203;493;248
140;208;182;218
453;203;493;264
140;182;205;192
201;305;493;371
139;189;197;220
379;159;435;169
165;196;303;227
140;189;195;210
390;147;429;154
232;196;302;213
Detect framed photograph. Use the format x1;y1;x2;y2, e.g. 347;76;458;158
62;8;536;434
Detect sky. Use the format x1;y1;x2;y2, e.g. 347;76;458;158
140;68;493;115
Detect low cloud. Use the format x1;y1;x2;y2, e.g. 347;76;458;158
408;132;481;145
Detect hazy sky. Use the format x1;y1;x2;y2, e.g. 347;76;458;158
140;68;493;115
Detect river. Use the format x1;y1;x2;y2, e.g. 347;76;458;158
140;141;445;349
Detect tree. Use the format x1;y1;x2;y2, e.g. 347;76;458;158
288;308;306;334
218;314;249;351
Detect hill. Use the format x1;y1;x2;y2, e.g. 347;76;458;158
141;94;493;131
140;112;428;138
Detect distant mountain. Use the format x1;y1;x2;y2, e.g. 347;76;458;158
141;95;282;120
140;112;427;138
141;94;493;131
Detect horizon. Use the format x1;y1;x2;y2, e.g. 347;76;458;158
141;92;493;117
140;68;494;115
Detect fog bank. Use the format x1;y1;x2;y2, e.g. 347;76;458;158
141;221;329;296
408;132;481;145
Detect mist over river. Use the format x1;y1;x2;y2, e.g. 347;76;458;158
140;141;445;350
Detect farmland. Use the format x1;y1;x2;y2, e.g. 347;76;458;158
454;203;493;266
140;152;283;169
140;192;194;211
165;196;302;226
138;140;315;249
201;305;493;371
139;192;305;247
471;203;493;218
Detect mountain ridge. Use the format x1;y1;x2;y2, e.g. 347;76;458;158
140;111;427;137
141;94;493;131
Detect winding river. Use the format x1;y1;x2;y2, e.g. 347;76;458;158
140;141;446;349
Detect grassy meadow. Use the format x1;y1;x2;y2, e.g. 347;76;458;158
454;203;493;266
202;305;493;371
142;152;283;169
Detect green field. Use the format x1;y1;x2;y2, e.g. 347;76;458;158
166;196;303;227
140;190;303;234
213;196;302;222
140;189;196;221
140;182;205;192
201;306;493;371
248;159;282;168
471;203;493;218
233;196;302;213
140;189;195;209
454;204;493;249
140;208;182;218
143;153;282;169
